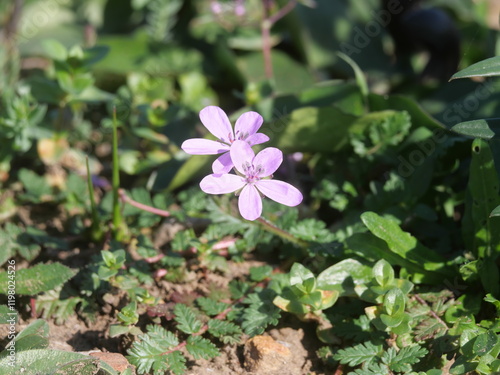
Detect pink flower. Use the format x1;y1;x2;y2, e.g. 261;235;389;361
181;106;269;173
200;140;303;221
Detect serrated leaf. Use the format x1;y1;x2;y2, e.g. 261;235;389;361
289;218;335;242
0;263;76;295
173;304;203;334
242;290;281;336
37;289;82;325
229;280;251;300
0;223;41;264
164;351;187;375
186;336;219;360
2;319;50;355
384;345;428;372
451;56;500;80
207;319;242;344
0;349;101;375
249;265;273;282
333;341;383;366
127;325;179;374
196;297;229;316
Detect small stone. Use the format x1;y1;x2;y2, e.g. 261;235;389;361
89;351;135;373
244;335;291;374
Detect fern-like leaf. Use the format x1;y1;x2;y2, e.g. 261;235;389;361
174;304;203;334
127;325;180;374
37;289;81;325
207;319;242;344
241;290;281;336
196;297;229;316
164;351;186;375
186;336;219;360
382;345;428;372
333;341;383;367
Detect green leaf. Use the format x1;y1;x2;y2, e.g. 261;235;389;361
451;56;500;80
269;106;357;153
383;288;406;316
463;139;500;259
347;233;423;273
242;290;281;336
289;263;315;287
473;330;499;357
164;351;187;375
249;265;274;282
372;260;394;287
196;297;229;317
360;212;455;282
450;118;500;140
0;223;42;265
382;345;428;372
0;305;14;324
0;263;76;295
337;52;368;98
316;258;372;296
8;319;49;353
126;325;180;374
237;50;315;95
207;319;242;345
18;169;52;203
368;93;444;130
333;341;383;366
173;304;203;334
0;349;101;375
41;39;68;61
186;336;219;360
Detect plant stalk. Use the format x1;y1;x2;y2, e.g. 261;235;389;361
111;107;124;239
256;216;309;248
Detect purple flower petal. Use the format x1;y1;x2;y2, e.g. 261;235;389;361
246;133;270;146
199;106;234;143
212;152;234;174
234;111;263;138
230;140;255;175
253;147;283;177
255;179;303;206
238;184;262;220
200;174;245;195
181;138;229;155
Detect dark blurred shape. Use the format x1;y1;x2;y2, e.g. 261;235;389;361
102;0;134;34
383;0;460;82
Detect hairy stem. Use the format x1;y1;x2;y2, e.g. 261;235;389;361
256;216;309;249
118;188;171;217
261;0;298;80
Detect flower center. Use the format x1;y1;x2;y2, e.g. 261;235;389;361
226;130;249;144
242;162;264;184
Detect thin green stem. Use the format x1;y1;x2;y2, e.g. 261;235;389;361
256;216;309;248
86;156;103;241
111;107;123;238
